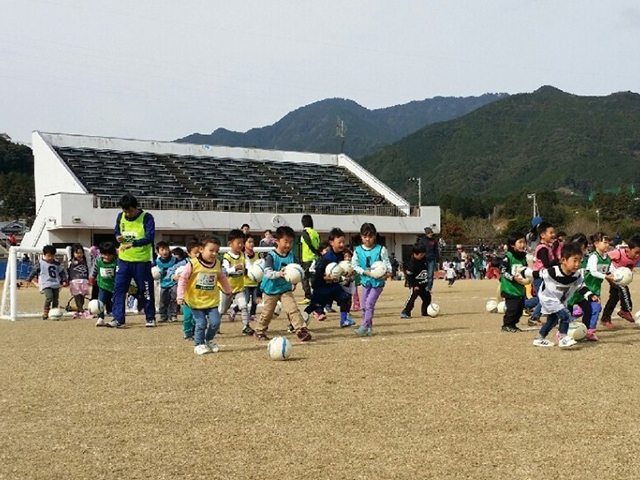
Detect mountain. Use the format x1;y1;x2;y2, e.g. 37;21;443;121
358;86;640;204
177;94;506;158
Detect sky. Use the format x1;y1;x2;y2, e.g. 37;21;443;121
2;0;640;144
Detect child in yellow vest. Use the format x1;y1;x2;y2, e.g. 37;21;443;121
219;229;254;336
177;236;232;355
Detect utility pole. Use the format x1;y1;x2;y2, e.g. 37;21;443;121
409;177;422;208
336;117;346;153
527;193;539;218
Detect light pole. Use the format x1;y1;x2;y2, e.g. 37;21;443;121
526;193;539;218
409;177;422;208
596;209;600;230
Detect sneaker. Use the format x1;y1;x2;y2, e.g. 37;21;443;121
527;318;542;327
312;312;326;322
354;326;373;337
206;340;219;353
601;319;615;329
254;332;270;341
586;329;598;341
106;320;125;329
287;323;296;334
340;317;356;328
532;337;554;347
242;325;255;336
42;311;49;320
183;334;194;341
522;308;532;317
145;320;156;328
501;325;522;333
228;310;237;322
618;310;634;323
169;316;178;323
95;318;106;327
558;335;578;348
324;306;336;313
72;312;80;319
400;312;411;319
194;344;211;355
159;317;169;323
298;298;311;305
296;327;312;342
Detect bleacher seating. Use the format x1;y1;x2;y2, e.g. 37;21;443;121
54;147;401;215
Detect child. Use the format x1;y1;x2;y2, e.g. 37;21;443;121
156;241;178;323
243;235;260;322
568;232;614;341
26;245;68;320
219;229;254;336
400;243;431;318
445;261;456;287
67;243;91;318
528;222;558;326
91;242;117;327
304;228;355;328
601;235;640;327
526;242;596;348
499;232;528;333
168;239;199;340
351;223;392;336
254;226;311;342
177;236;232;355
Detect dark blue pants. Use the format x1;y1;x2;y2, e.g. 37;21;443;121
539;307;571;337
97;287;114;319
305;283;350;315
112;259;155;324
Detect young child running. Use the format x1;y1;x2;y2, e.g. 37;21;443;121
254;226;311;342
26;245;68;319
568;232;614;341
304;228;355;328
351;223;392;336
243;234;260;322
528;222;558;326
525;242;596;348
177;236;232;355
499;232;529;332
67;243;91;318
168;239;199;340
219;229;254;336
91;242;117;327
601;235;640;327
445;261;456;287
155;241;178;323
400;243;431;318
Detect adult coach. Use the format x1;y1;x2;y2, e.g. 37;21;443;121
108;194;156;328
299;214;320;304
419;227;439;292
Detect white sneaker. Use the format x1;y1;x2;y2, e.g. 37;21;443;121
558;336;578;348
194;344;211;355
95;318;105;327
532;337;555;347
206;340;219;353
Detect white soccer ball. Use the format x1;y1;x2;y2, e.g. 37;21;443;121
175;265;186;277
427;303;440;317
268;336;292;361
369;261;387;279
284;263;304;285
88;299;104;315
568;321;587;341
634;310;640;325
512;265;532;285
49;308;63;320
486;299;498;313
248;259;266;283
325;262;343;281
613;267;633;287
151;266;161;281
496;301;507;314
338;260;354;276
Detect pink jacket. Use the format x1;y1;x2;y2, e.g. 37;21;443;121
532;243;555;271
608;248;637;269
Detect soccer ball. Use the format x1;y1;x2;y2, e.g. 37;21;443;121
338;260;354;276
369;261;387;279
325;262;343;281
512;265;532;285
568;321;587;341
496;301;507;314
49;308;63;320
248;259;266;283
88;299;104;315
268;336;292;360
426;303;440;317
284;263;304;285
486;299;498;313
151;266;161;281
634;310;640;325
175;265;186;277
613;267;633;287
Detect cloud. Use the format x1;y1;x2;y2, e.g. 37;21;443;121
621;6;640;29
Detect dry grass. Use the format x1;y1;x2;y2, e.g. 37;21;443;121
2;279;640;479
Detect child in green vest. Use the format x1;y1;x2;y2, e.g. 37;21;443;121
499;232;529;333
91;242;117;327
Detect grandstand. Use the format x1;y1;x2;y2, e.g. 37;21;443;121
22;132;440;258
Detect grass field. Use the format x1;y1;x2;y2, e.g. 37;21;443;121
2;278;640;479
